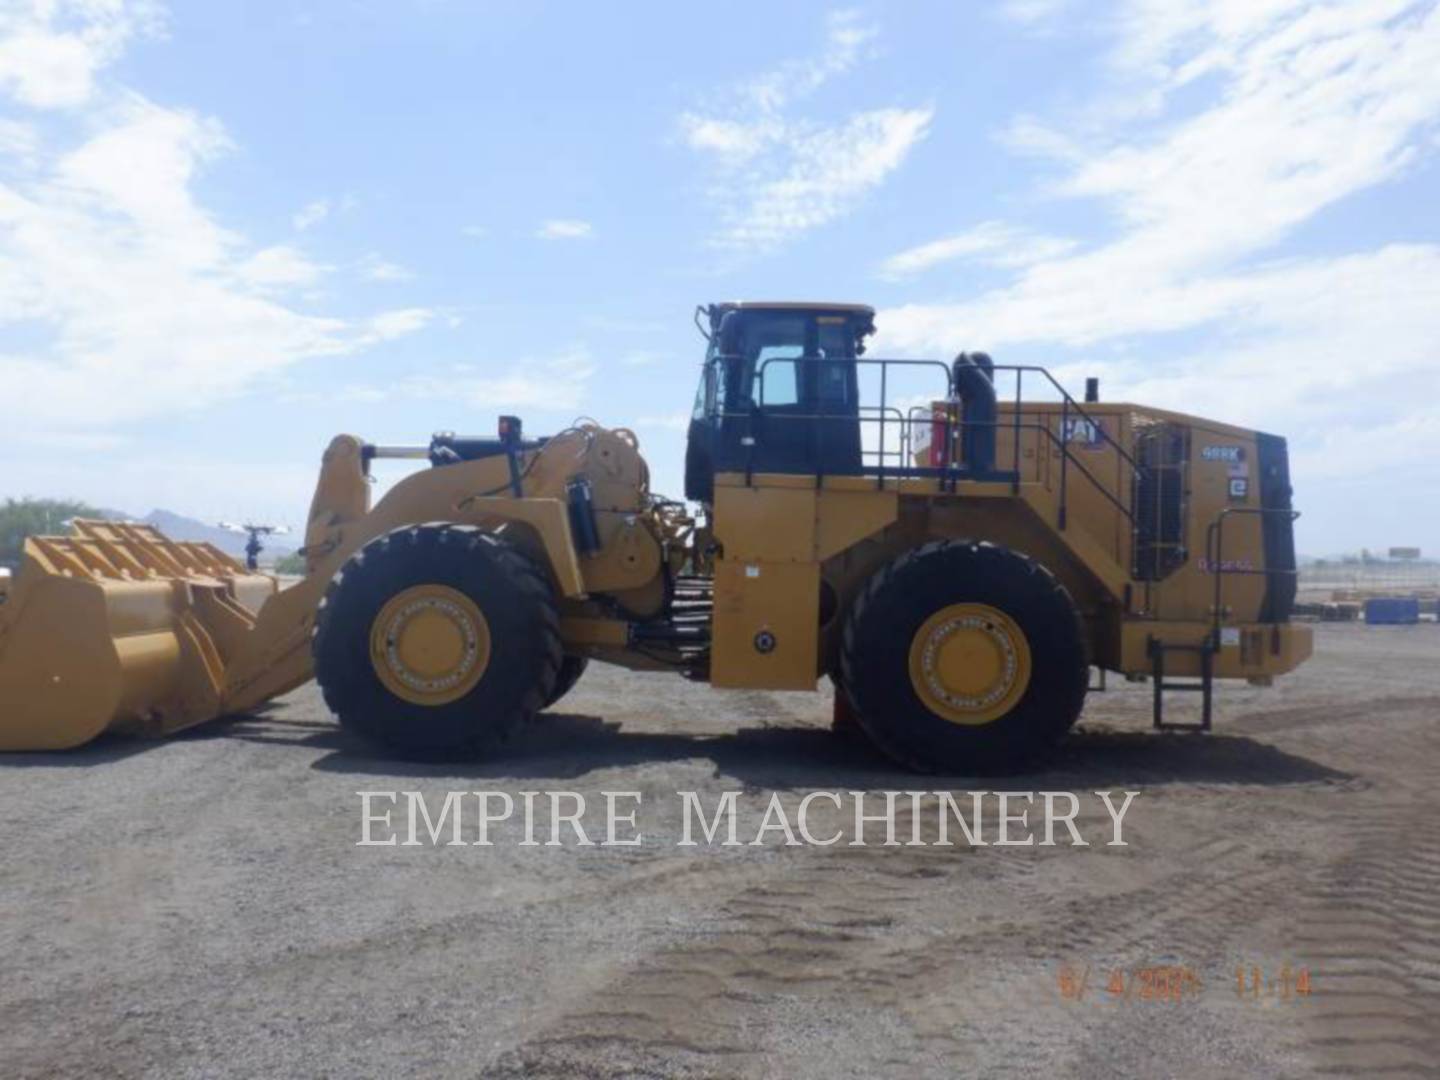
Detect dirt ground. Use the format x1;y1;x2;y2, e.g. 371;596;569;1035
2;622;1438;1078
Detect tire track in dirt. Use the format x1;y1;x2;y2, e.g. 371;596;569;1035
488;785;1310;1075
492;758;1378;1077
487;802;1026;1076
1228;696;1440;737
1286;794;1440;1076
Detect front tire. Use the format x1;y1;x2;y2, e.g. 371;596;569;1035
840;540;1087;773
313;523;561;758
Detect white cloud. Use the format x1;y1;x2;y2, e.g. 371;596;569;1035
878;0;1440;549
714;107;934;254
56;96;237;266
691;8;877;130
1000;0;1072;25
0;7;432;441
933;243;1440;429
536;218;592;240
0;106;346;429
358;252;414;281
292;197;330;231
998;115;1086;163
0;0;163;109
0;116;38;161
460;224;486;238
354;345;597;412
678;115;784;161
882;0;1440;350
237;244;329;289
1064;4;1440;269
361;308;434;342
878;221;1077;279
681;11;931;254
290;194;353;232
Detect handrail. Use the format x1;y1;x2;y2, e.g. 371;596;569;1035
858;405;909;466
1204;507;1302;645
714;408;1135;522
986;363;1148;546
988;364;1145;474
746;354;1146;495
739;354;1136;465
906;404;937;472
724;353;1149;546
1028;421;1138;525
743;354;954;405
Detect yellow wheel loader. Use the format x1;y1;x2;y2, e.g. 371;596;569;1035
0;302;1312;771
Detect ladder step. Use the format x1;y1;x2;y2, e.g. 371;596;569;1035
1149;638;1215;732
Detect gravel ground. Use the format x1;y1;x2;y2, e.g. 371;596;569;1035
2;623;1438;1078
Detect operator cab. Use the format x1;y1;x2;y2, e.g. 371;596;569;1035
685;302;875;502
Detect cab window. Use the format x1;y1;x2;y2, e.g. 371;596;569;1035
756;348;801;407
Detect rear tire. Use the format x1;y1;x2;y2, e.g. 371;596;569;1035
313;523;561;758
840;540;1087;774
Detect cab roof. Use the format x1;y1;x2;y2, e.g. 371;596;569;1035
711;301;875;316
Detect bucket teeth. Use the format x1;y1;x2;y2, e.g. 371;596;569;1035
0;520;278;751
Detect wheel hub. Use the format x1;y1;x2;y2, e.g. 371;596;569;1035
908;603;1032;726
369;585;491;706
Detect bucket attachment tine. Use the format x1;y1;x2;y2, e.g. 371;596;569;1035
0;519;280;751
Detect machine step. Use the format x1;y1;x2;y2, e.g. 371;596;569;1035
1148;638;1215;732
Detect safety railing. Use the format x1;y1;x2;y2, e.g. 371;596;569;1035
1000;364;1146;528
716;354;1147;538
1204;507;1302;645
858;404;911;468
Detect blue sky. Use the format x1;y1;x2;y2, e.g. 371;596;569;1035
1;0;1438;555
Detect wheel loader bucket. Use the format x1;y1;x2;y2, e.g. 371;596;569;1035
0;520;278;752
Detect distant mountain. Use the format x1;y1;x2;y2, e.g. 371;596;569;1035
103;508;297;562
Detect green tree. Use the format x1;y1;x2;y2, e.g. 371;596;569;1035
273;552;308;576
0;498;104;567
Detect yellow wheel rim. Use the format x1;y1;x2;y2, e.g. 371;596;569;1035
369;585;491;707
907;602;1032;726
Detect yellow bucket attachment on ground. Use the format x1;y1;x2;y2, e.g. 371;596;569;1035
0;520;278;751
